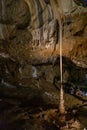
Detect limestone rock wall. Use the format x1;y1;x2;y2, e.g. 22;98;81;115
0;0;87;67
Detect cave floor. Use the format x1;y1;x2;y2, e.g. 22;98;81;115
0;79;87;130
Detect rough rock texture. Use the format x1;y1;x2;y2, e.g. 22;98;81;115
0;0;87;89
1;1;87;129
0;0;87;66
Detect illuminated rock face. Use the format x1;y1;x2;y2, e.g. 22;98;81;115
0;0;87;67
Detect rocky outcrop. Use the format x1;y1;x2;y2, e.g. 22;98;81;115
0;0;87;66
0;0;87;83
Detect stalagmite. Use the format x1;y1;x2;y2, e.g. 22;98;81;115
59;21;65;114
50;0;65;114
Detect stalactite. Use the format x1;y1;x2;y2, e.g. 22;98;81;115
59;20;65;115
50;0;65;115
